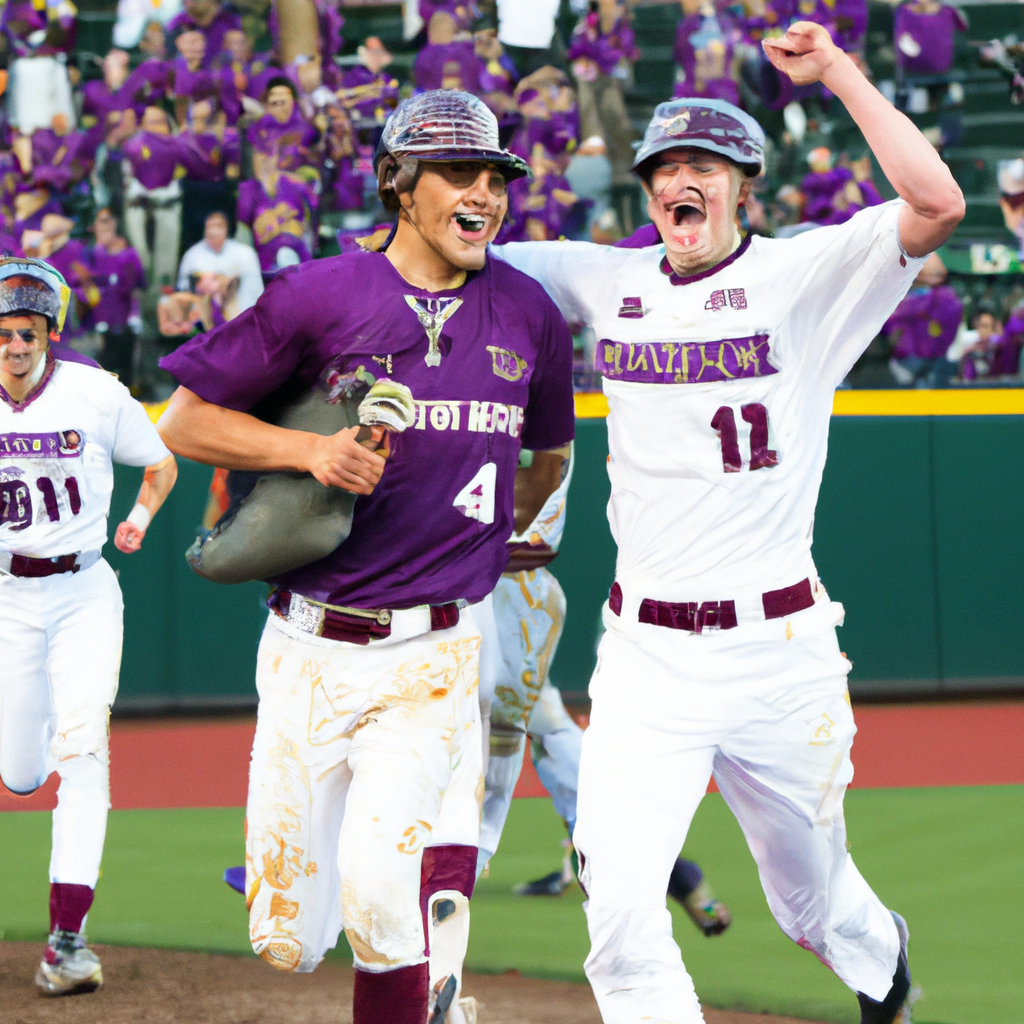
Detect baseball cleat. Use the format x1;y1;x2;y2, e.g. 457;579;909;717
35;930;103;996
677;879;732;937
857;911;919;1024
428;972;458;1024
512;868;572;897
224;865;246;894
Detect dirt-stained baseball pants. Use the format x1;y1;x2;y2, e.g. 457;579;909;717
574;600;901;1024
0;559;122;890
245;611;483;979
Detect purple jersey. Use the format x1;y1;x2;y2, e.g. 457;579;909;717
236;176;314;272
884;285;962;360
567;12;639;76
167;6;241;68
120;60;172;115
172;58;241;122
413;41;480;93
420;0;477;32
246;111;319;174
80;244;147;331
673;10;740;106
894;3;966;76
160;253;574;607
181;127;240;182
339;65;401;122
615;223;661;248
123;131;208;189
29;129;89;193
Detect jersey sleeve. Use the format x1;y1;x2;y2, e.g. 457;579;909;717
111;384;172;467
158;268;312;411
520;293;576;452
490;240;602;326
778;201;927;386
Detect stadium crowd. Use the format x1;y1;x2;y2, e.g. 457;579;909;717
2;0;1021;393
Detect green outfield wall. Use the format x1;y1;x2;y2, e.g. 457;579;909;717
107;392;1024;710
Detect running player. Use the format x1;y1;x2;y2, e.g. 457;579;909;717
0;257;177;996
156;91;575;1024
493;21;964;1024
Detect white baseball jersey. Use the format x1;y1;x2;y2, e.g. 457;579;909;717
495;201;925;601
0;360;170;558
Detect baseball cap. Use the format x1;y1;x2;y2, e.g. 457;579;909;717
633;98;765;178
0;257;71;334
381;90;529;181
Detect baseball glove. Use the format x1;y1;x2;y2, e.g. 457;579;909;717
186;377;415;584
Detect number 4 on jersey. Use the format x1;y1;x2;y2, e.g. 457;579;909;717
712;404;778;473
454;462;496;524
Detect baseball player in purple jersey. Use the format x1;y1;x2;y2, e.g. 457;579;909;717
157;91;575;1024
0;258;177;996
494;21;964;1024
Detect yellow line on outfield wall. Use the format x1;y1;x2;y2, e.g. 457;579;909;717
574;389;1024;419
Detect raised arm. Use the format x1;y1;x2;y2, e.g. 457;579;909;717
763;22;965;257
157;385;385;493
114;454;178;553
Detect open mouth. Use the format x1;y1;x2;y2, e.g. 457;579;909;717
453;212;487;238
670;202;706;228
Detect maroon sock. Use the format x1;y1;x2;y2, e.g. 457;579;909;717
352;962;429;1024
48;884;60;932
51;883;95;935
419;844;477;953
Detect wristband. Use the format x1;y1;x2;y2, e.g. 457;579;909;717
127;503;151;531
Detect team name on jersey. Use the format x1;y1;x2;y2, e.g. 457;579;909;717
598;335;778;385
0;431;84;459
411;400;525;436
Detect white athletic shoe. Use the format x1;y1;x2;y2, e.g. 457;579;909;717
35;930;103;996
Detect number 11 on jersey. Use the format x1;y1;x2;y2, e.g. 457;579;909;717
711;404;778;473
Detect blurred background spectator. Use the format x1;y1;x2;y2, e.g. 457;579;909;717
6;0;1019;396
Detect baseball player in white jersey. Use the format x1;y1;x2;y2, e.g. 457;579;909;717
0;258;177;996
494;21;965;1024
157;92;575;1024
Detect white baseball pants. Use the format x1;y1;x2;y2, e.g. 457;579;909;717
245;611;483;975
0;559;122;888
478;568;569;869
575;605;901;1024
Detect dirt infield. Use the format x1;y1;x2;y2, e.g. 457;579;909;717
0;943;824;1024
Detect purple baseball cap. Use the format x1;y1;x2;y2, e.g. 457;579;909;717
381;90;529;181
633;98;765;177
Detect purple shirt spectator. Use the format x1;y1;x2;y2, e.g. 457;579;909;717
894;2;967;77
673;8;740;106
567;11;639;77
236;176;314;273
413;40;481;93
172;58;241;123
168;4;241;67
884;285;963;360
2;0;76;56
740;0;794;43
159;251;575;607
123;131;209;189
339;65;401;122
119;59;173;116
420;0;478;32
181;126;240;182
79;243;147;331
246;110;319;175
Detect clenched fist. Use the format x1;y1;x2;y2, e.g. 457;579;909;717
762;21;844;87
305;426;387;494
114;521;145;553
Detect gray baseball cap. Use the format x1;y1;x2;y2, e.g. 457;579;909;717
633;98;765;177
381;90;529;181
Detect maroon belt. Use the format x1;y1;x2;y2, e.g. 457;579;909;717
8;553;81;578
270;589;461;646
609;578;815;634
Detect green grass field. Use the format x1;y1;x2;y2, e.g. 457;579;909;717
2;786;1020;1024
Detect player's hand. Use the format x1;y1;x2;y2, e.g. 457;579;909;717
306;426;387;495
762;21;843;86
114;520;145;553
